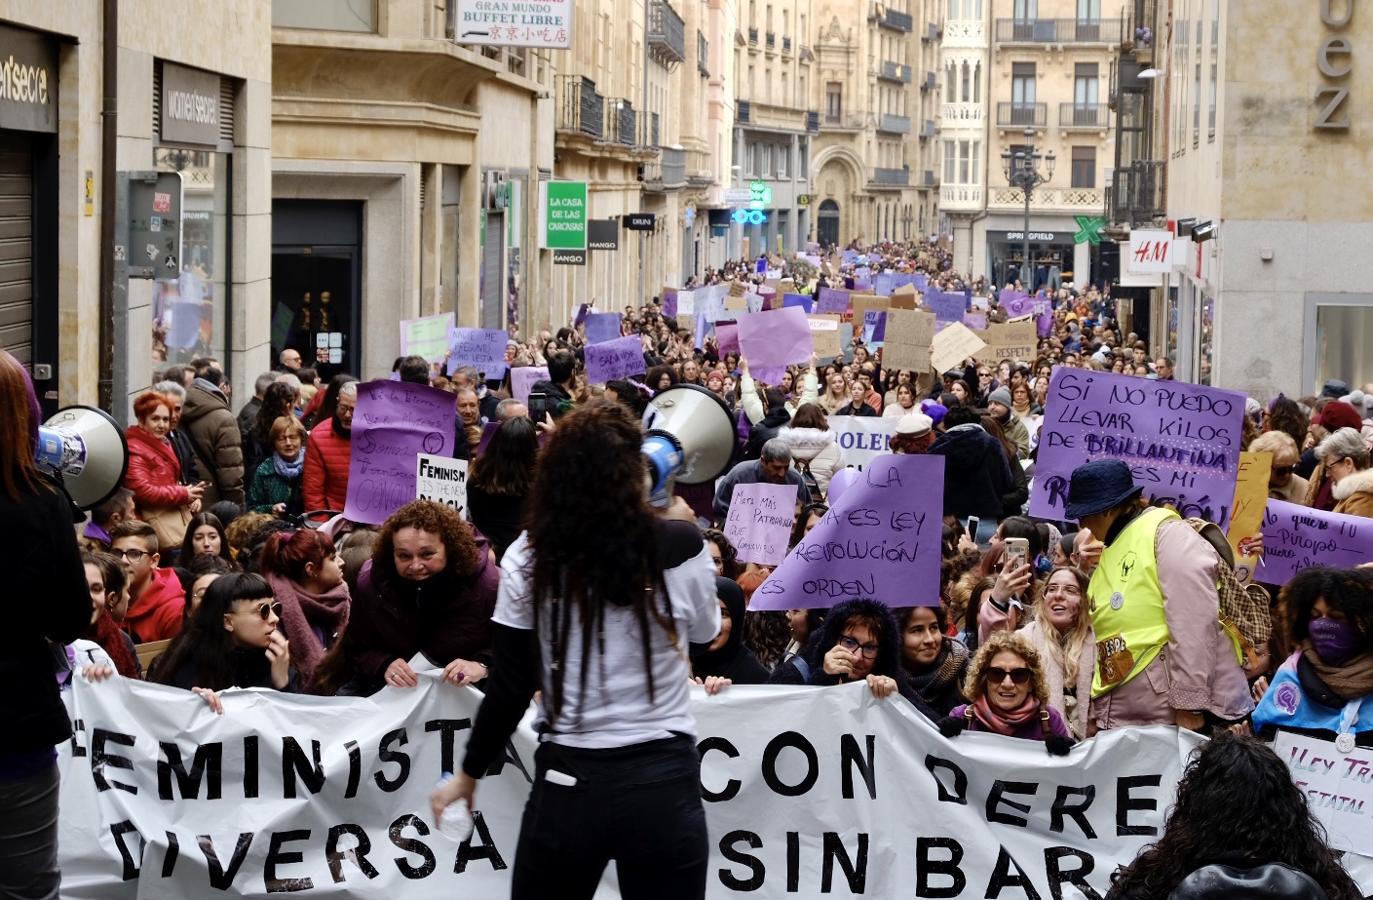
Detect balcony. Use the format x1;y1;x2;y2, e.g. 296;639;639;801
994;18;1123;44
996;102;1047;128
782;36;792;54
737;100;751;123
697;31;709;77
806;110;820;132
1107;160;1164;226
604;98;637;145
872;3;913;32
685;147;714;186
643;147;688;192
871;166;911;188
638;111;661;148
878;113;912;134
647;0;686;65
765;31;776;52
940;183;984;210
920;119;937;139
1130;0;1158;64
940;102;983;125
924;22;941;42
1059;102;1110;130
989;186;1105;210
879;60;913;83
921;71;938;92
557;75;604;139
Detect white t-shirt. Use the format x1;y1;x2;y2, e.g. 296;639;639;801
495;529;720;749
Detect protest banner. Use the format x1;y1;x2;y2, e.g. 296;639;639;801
510;365;548;404
1031;369;1247;530
753;454;944;610
817;286;850;314
883;309;936;372
829;415;897;470
415;453;468;515
399;312;454;365
807;314;843;359
980;320;1038;363
889;282;919;310
723;482;798;565
738;306;811;385
661;287;678;317
863;309;887;344
1259;498;1373;585
343;381;457;525
1227;451;1272;557
584;312;622;345
574;303;591;326
447;327;509;379
584;335;645;383
962;311;988;331
676;289;695;317
62;675;1261;899
931;322;987;374
716;321;740;356
849;294;889;329
926;291;966;327
1275;731;1373;857
782;293;813;313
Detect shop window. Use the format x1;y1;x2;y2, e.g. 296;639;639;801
152;148;229;369
273;0;376;31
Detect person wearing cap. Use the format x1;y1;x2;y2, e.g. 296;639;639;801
890;412;934;454
1065;459;1252;733
1302;401;1366;511
986;386;1030;460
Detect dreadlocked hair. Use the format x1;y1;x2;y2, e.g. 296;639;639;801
525;399;678;725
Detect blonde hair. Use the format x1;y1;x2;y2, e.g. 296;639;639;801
1031;566;1093;688
961;630;1050;707
270;415;307;442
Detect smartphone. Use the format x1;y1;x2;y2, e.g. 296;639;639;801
1004;537;1030;572
966;516;980;542
527;391;549;422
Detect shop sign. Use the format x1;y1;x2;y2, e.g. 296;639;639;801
1126;227;1174;274
1003;231;1057;241
542;181;587;250
160;62;220;147
1316;0;1353;130
454;0;572;49
0;25;57;134
624;213;656;230
552;249;586;265
588;219;619;250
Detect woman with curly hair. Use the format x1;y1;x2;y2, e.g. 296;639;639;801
314;499;497;696
939;630;1073;754
1020;566;1096;739
1253;566;1373;747
431;400;719;900
1105;732;1360;900
703;528;742;579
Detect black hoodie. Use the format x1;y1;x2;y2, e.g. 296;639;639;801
689;578;770;684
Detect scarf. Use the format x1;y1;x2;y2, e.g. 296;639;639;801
908;639;967;701
1302;648;1373;701
81;610;141;678
971;694;1041;736
273;452;305;480
266;573;351;688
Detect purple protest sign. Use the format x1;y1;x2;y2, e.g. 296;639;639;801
914;274;929;292
584;335;645;383
853;280;873;293
873;273;897;297
818;287;851;314
343;381;457;525
716;321;740;355
738;306;812;385
928;291;966;326
962;312;988;331
1259;499;1373;585
574;303;591;327
448;327;509;379
661;288;678;318
783;293;813;313
758;285;778;311
723;482;799;565
751;454;945;610
584;312;622;345
1030;369;1246;530
1037;311;1054;338
511;365;549;403
863;309;887;343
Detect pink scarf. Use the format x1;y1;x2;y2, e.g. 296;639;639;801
971;694;1041;736
266;573;351;689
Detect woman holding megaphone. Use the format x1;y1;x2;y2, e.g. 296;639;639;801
0;350;91;897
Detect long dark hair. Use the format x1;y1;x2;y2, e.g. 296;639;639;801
1265;395;1310;457
1276;565;1373;659
0;349;44;502
306;374;358;429
153;573;275;691
1107;732;1360;900
469;416;538;497
179;512;235;566
253;382;299;446
525;400;676;722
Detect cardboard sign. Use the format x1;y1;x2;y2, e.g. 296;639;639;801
400;312;454;365
931;322;987;374
808;314;843;359
783;293;813;313
723;482;799;565
890;283;919;310
817;287;851;314
883;309;936;372
1228;451;1272;557
927;291;966;327
343;381;457;525
738;307;812;385
510;366;549;404
415;453;468;515
849;295;890;330
980;320;1038;363
584;312;622;345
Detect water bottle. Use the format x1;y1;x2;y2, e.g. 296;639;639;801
435;773;475;842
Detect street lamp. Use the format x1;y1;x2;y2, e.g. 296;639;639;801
1001;126;1055;288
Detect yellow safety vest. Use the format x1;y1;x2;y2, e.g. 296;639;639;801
1088;506;1176;698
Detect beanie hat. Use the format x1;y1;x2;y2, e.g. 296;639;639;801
896;412;933;439
988;387;1013;409
1340;390;1370;419
920;400;949;425
1319;400;1365;432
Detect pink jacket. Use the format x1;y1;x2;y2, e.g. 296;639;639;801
1021;619;1096;740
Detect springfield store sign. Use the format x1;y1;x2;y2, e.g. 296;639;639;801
455;0;573;49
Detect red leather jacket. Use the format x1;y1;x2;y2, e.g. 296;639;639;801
124;425;191;512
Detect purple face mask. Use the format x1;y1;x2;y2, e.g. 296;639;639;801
1309;615;1364;667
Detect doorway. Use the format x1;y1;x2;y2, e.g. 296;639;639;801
271;201;362;381
818;199;840;249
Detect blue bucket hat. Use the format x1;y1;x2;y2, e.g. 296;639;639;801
1065;459;1143;520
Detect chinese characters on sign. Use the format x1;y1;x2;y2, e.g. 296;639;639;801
453;0;572;49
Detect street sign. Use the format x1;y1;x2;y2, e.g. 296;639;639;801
542;181;587;251
453;0;572;49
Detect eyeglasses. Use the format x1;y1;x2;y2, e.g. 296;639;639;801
115;548;150;563
236;601;283;621
1272;465;1296;477
985;666;1032;685
838;635;880;659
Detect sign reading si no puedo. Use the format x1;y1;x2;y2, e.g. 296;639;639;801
453;0;572;49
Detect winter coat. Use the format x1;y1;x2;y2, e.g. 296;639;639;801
743;406;793;460
930;424;1012;520
1331;468;1373;518
903;638;969;716
124;425;192;512
1002;453;1030;518
713;459;810;521
182;380;245;505
741;371;819;424
997;410;1031;459
247;456;304;516
776;426;841;495
302;418;351;517
124;566;186;644
836;401;878;417
1021;619;1096;740
236;396;262;448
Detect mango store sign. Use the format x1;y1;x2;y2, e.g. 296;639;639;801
454;0;572;49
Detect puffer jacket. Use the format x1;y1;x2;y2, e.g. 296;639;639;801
303;418;351;517
124;425;191;512
930;424;1012;519
1331;467;1373;518
776;426;841;495
182;380;245;505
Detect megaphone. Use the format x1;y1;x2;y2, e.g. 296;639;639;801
642;384;737;505
36;405;130;511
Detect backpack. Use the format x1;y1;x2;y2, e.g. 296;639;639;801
1184;517;1272;668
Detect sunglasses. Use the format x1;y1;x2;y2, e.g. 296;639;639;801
838;635;880;659
1272;465;1296;477
237;601;283;621
985;666;1033;685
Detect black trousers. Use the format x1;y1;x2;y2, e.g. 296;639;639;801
510;734;708;900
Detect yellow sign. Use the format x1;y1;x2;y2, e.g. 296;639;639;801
1228;451;1272;557
83;170;95;217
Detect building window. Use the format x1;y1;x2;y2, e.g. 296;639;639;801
1008;143;1033;176
777;143;789;178
943;139;957;182
973;61;981;102
1013;0;1037;19
1074;63;1099;106
945;62;957;102
826;82;842;122
1070;146;1096;188
1076;0;1100;19
960;61;971;102
762;143;774;177
1011;62;1036;122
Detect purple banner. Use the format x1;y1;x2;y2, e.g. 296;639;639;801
752;454;945;610
510;366;549;404
723;482;799;566
1031;369;1246;530
738;306;812;385
783;293;813;313
661;288;678;318
584;312;623;345
343;381;457;525
1037;311;1054;338
853;280;873;293
928;291;966;326
817;287;851;314
962;312;988;331
716;321;740;356
448;327;509;379
574;303;591;327
584;335;645;383
1260;499;1373;586
863;309;887;344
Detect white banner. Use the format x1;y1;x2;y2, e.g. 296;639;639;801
829;415;897;470
54;677;1373;898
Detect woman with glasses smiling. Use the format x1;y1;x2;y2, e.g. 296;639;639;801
939;630;1073;755
151;573;294;714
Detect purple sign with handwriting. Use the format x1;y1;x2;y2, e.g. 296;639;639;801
584;312;622;345
863;309;887;344
962;312;988;331
723;482;799;565
1031;369;1246;530
752;454;945;610
818;287;851;314
448;327;509;379
738;306;812;385
1260;499;1373;585
584;335;645;383
343;381;457;525
511;366;549;404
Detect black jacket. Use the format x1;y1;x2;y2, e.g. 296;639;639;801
744;407;792;461
1;477;90;755
930;424;1012;519
1162;863;1330;900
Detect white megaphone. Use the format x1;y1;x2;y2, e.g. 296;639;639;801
36;406;130;511
642;384;738;506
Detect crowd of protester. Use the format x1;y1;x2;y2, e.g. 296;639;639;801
6;235;1373;898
